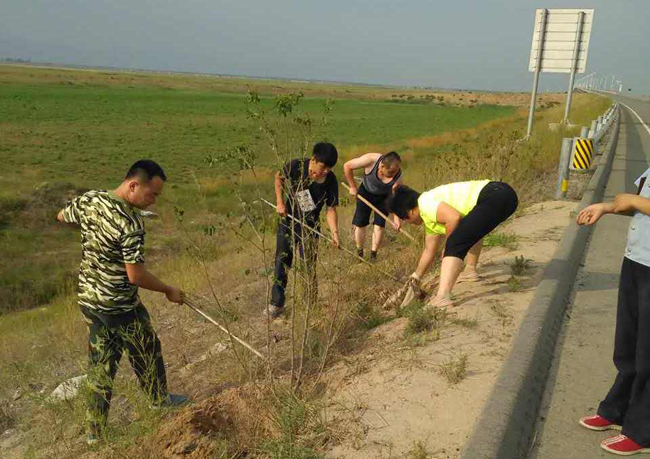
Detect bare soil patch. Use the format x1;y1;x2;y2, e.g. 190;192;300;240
325;200;577;459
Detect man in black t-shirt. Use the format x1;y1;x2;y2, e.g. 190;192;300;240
269;142;340;318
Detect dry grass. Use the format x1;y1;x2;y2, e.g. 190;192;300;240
438;353;469;385
0;72;614;458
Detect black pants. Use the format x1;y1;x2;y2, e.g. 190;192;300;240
352;184;389;228
81;305;167;428
271;217;318;309
598;257;650;446
445;181;518;259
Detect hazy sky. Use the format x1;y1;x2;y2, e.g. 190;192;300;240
2;0;648;93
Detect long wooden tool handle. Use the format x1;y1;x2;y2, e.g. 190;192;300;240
184;299;265;359
341;182;416;242
261;199;401;283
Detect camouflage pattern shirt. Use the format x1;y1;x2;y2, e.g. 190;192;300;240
62;190;145;314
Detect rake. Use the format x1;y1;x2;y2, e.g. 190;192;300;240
183;295;265;359
261;198;401;283
341;182;416;242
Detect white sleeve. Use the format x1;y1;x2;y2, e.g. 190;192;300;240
635;167;650;187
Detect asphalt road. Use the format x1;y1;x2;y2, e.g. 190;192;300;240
530;96;650;458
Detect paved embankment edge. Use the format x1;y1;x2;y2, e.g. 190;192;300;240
461;107;621;459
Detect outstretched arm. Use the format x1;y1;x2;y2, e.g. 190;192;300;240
413;233;443;279
613;193;650;216
576;193;650;226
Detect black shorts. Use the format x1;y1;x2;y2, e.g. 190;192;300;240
445;181;518;260
352;184;389;228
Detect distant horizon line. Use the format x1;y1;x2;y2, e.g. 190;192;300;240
0;58;526;95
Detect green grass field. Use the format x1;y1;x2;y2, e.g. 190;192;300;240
0;65;614;459
0;64;611;316
0;74;513;188
0;65;517;313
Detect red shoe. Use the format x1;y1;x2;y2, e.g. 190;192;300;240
601;434;650;455
580;414;622;431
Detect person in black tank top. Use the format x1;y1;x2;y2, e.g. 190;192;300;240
343;152;402;260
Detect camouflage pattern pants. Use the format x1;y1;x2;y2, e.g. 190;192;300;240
80;305;167;428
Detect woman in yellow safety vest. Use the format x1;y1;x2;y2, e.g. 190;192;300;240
388;180;518;308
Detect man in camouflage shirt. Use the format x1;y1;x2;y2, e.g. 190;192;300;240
57;160;187;444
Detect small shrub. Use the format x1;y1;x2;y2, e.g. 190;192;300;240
509;255;530;276
354;300;390;331
260;392;326;459
438;353;468;385
402;302;436;335
507;276;522;292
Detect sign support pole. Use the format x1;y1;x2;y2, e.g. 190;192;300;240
563;12;585;124
526;9;547;138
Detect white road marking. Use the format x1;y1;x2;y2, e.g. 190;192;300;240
621;102;650;137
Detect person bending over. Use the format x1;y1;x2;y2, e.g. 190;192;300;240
343;151;402;260
388;180;518;308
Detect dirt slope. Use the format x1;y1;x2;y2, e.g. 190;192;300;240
325;200;576;459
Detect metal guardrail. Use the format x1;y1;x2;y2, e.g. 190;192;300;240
555;102;618;199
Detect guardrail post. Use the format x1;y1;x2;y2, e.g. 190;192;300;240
589;120;598;137
580;126;590;138
556;137;574;199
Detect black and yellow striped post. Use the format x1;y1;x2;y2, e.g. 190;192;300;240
570;137;594;171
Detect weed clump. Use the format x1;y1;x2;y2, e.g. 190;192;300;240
484;232;519;250
507;276;523;292
400;302;446;345
438;353;469;385
353;300;390;331
450;316;479;329
509;255;530;276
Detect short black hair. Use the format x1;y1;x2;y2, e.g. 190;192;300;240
125;160;167;182
387;185;421;219
312;142;338;168
382;151;401;167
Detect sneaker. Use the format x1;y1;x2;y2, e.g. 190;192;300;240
580;414;622;431
265;304;283;319
151;393;190;409
357;248;364;259
370;251;378;261
601;434;650;455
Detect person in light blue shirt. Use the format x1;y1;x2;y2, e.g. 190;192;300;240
576;167;650;455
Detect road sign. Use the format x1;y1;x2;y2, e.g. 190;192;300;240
571;137;594;170
529;9;595;73
526;8;596;137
